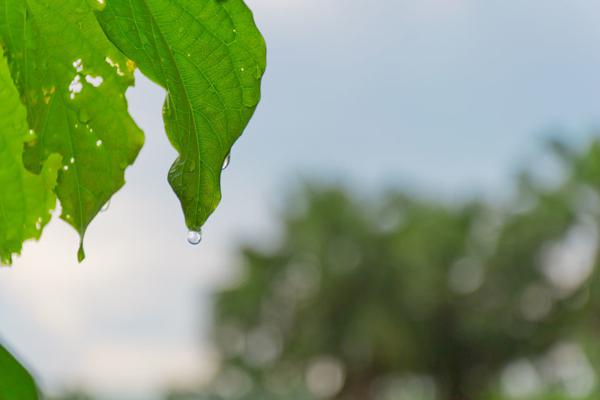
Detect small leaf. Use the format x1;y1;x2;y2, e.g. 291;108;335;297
0;48;60;265
97;0;266;230
0;343;40;399
0;0;144;260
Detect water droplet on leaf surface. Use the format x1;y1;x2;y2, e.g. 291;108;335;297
187;229;202;245
86;0;106;11
222;154;231;170
163;102;172;117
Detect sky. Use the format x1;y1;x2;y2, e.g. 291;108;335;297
2;0;600;398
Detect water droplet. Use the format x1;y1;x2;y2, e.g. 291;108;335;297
163;102;172;117
91;0;106;11
26;128;37;143
78;108;90;123
225;29;237;45
100;200;110;212
222;153;231;170
96;139;103;147
63;165;69;171
69;157;75;164
187;229;202;245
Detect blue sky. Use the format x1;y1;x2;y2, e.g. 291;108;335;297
2;0;600;398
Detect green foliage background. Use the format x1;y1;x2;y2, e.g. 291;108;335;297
162;139;600;400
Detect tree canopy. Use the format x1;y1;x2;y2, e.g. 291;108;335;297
197;139;600;400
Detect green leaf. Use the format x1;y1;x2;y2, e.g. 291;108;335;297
0;343;39;399
0;0;144;261
0;48;61;266
97;0;266;231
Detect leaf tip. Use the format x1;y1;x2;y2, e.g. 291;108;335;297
0;256;14;267
77;243;86;263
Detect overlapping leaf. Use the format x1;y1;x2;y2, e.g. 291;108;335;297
0;343;39;399
97;0;266;231
0;48;60;265
0;0;144;260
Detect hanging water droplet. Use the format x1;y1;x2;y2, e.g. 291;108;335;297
222;153;231;170
187;229;202;245
100;200;110;212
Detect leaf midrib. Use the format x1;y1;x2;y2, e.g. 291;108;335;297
135;0;223;226
26;0;87;234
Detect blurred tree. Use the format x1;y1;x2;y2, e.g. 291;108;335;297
48;391;94;400
199;140;600;400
